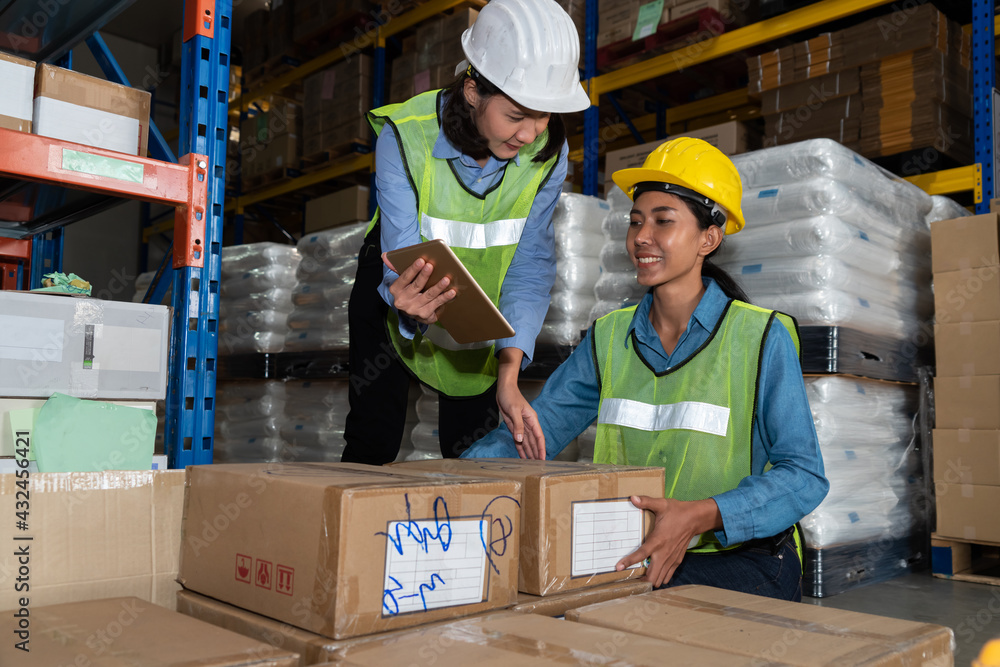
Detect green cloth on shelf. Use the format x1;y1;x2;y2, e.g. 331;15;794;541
31;272;92;295
7;408;38;461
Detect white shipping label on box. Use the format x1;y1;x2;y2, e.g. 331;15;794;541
99;326;163;373
34;97;141;155
381;518;487;616
572;500;644;576
0;59;34;121
0;314;64;362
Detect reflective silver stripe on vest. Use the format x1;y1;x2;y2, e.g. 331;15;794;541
598;398;730;437
420;212;528;249
422;324;494;351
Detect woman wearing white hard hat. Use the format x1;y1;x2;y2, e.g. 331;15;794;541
462;138;828;601
341;0;590;464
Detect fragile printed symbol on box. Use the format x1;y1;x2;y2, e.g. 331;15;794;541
255;559;273;590
235;553;252;584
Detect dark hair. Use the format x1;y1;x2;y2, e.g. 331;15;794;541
682;198;751;303
440;71;565;164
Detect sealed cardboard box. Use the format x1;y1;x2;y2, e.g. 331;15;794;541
931;212;1000;273
34;64;151;156
935;320;1000;376
392;459;663;595
0;596;299;666
178;462;521;639
933;267;1000;324
325;610;794;665
0;52;34;133
511;579;652;616
935;483;1000;542
933;429;1000;487
0;397;156;456
304;185;370;233
0;470;185;611
935;375;1000;430
0;292;170;399
565;585;954;666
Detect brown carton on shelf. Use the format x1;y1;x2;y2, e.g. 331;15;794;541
934;375;1000;430
0;471;185;612
0;52;34;133
565;585;954;666
932;429;1000;487
931;212;1000;274
935;483;1000;543
34;63;150;156
178;462;521;639
0;597;299;666
324;611;803;665
935;320;1000;376
933;267;1000;324
511;579;652;616
304;185;370;233
760;68;860;115
391;459;664;595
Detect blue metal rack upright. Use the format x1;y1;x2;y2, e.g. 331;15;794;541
165;0;232;468
973;0;996;213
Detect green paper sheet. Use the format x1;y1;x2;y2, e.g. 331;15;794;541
8;408;38;461
633;0;665;40
33;393;156;473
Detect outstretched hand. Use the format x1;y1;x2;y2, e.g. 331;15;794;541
497;383;545;460
383;252;457;325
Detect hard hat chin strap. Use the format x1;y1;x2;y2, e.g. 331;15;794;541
632;181;727;229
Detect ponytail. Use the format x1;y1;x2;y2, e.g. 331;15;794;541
702;256;751;303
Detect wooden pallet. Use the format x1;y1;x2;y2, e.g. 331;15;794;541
596;9;735;72
931;534;1000;586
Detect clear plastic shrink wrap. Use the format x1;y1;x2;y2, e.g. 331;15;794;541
214;380;288;462
926;194;971;225
590;187;647;323
540;194;610;346
219;243;300;354
285;222;367;352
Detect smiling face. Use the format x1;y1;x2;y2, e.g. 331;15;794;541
464;78;550;160
626;190;723;288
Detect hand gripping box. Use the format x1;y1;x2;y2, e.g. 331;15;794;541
390;459;664;595
178;462;521;639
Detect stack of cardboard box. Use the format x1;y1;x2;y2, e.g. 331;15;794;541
931;212;1000;545
240;97;302;186
243;1;298;84
388;9;477;103
293;0;375;46
302;55;372;160
597;0;742;49
242;8;269;78
749;4;970;162
0;52;34;133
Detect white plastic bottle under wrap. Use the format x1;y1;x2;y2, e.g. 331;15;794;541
926;195;972;225
214;436;285;463
221;242;301;277
590;186;644;324
221;265;299;298
296;255;357;284
292;282;355;309
217;392;286;421
742;289;923;339
408;384;442;460
220;288;295;315
555;255;603;293
279;380;349;462
297;221;368;261
218;244;301;354
576;423;597;463
132;271;156;302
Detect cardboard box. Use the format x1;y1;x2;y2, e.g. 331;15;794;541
933;430;1000;487
511;579;652;616
391;459;663;595
178;462;521;639
604;121;748;187
931;212;1000;274
34;64;151;156
565;585;954;666
0;597;299;666
935;320;1000;376
0;397;157;456
0;470;185;612
935;483;1000;543
0;292;170;399
760;68;860;115
324;610;793;665
304;185;370;234
933;267;1000;324
0;52;34;133
934;375;1000;430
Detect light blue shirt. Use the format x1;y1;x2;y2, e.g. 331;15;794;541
461;279;830;546
373;100;568;368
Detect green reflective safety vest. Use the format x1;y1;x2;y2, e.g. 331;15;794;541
592;299;799;553
366;90;559;396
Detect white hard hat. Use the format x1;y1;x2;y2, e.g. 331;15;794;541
456;0;591;114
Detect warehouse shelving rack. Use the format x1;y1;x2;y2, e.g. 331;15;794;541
0;0;232;468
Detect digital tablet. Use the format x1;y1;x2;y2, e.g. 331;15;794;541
385;239;516;344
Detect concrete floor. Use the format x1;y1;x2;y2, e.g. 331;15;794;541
806;571;1000;664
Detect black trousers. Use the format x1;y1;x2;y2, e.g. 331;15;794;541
341;226;499;464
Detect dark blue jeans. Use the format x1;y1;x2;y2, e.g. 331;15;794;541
660;540;802;601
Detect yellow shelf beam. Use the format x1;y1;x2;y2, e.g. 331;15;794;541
231;0;484;113
225;153;375;214
590;0;898;101
904;164;982;203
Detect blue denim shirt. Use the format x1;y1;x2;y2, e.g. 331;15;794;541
373;108;567;368
461;278;829;546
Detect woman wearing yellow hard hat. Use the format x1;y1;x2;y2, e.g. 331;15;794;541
462;137;829;601
341;0;591;464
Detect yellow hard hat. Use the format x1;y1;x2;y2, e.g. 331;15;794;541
975;639;1000;667
612;137;746;235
